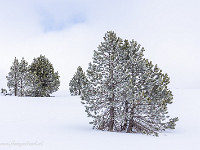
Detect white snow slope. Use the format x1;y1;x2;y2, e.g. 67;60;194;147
0;89;199;150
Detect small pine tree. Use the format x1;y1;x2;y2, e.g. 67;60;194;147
1;88;7;95
29;55;60;97
6;57;20;96
69;66;87;96
18;57;29;96
81;31;178;136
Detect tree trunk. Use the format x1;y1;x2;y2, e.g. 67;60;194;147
78;89;81;95
108;103;115;131
121;100;129;131
15;83;17;96
20;79;23;96
108;48;115;131
127;105;135;133
14;71;17;96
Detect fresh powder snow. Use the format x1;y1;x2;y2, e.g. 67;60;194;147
0;89;199;150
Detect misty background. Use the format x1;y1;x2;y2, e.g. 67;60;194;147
0;0;199;90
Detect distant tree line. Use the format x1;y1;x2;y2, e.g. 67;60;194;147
6;55;60;97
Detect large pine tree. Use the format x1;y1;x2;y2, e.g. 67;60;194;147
81;31;178;136
81;32;128;131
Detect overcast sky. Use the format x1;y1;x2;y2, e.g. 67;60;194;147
0;0;200;90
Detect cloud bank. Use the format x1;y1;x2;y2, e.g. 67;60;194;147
0;0;200;90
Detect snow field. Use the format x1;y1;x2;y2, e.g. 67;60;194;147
0;89;199;150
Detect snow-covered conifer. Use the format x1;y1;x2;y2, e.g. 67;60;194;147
81;31;178;136
81;31;128;131
18;57;29;96
6;57;20;96
29;55;60;97
69;66;87;96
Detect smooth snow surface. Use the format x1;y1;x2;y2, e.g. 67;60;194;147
0;89;199;150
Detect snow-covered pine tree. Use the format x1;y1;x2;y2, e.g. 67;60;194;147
25;71;41;97
81;31;178;136
81;31;128;131
69;66;87;96
29;55;60;97
6;57;20;96
18;57;29;96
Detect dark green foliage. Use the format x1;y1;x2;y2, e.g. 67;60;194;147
81;31;178;136
69;66;87;96
29;55;60;97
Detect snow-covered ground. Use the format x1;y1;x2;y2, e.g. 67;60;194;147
0;89;199;150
